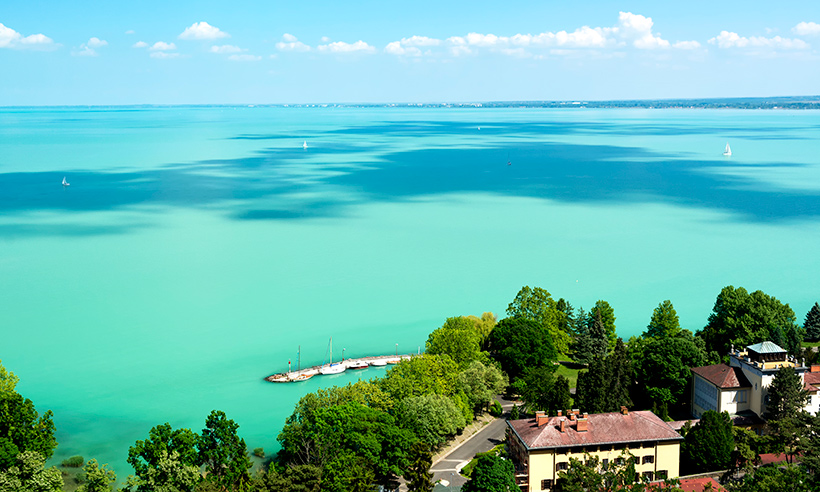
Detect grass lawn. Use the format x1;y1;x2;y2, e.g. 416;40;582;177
554;363;585;389
803;341;820;348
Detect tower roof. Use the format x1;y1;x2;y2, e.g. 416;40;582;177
746;341;785;354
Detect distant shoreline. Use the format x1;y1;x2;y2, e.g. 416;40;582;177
3;95;820;110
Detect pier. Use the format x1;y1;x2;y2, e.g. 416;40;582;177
265;354;415;383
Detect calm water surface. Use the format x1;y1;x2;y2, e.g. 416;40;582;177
1;107;818;475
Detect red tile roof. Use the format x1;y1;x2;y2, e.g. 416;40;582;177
508;410;682;450
691;364;751;389
677;477;726;492
804;372;820;392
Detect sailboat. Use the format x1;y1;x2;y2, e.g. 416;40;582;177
292;345;317;381
303;141;308;150
62;176;70;186
723;143;732;156
319;337;346;375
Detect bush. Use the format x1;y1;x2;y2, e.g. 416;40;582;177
489;400;503;417
61;455;84;468
510;404;520;420
253;447;265;458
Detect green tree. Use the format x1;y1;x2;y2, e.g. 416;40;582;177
462;453;517;492
632;332;707;413
465;312;497;349
799;413;820;490
487;317;557;381
198;410;252;491
378;354;460;402
403;442;434;492
426;317;483;367
321;454;374;492
729;427;762;478
77;459;116;492
588;300;617;351
127;423;199;491
572;309;609;364
735;464;812;492
0;390;57;470
0;361;19;395
803;302;820;341
396;394;465;448
507;286;571;355
574;339;632;414
765;366;809;421
646;300;681;339
698;286;804;356
681;410;733;474
0;451;63;492
457;361;507;413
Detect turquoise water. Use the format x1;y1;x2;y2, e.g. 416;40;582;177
1;107;819;477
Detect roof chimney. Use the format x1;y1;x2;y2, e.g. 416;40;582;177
569;412;576;421
812;365;820;373
582;412;588;419
576;418;588;432
572;409;580;416
559;418;567;433
535;411;549;427
620;406;629;415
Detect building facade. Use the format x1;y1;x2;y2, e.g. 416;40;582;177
506;408;682;492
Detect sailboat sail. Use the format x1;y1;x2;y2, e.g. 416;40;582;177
723;143;732;156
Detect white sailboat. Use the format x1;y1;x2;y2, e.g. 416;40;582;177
62;176;70;186
723;143;732;156
319;337;346;375
303;141;308;150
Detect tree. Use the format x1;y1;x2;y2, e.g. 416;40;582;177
78;459;116;492
403;442;434;492
465;312;497;349
457;361;508;413
632;332;707;413
572;309;608;364
646;300;681;339
462;453;517;492
396;394;465;448
804;302;820;341
0;361;19;395
574;339;632;414
681;410;733;474
698;286;804;356
588;300;617;351
127;423;199;491
0;451;63;492
198;410;252;491
765;366;809;421
425;317;483;367
729;427;762;479
507;286;571;355
378;354;460;402
487;317;557;381
554;454;681;492
0;390;57;470
735;464;812;492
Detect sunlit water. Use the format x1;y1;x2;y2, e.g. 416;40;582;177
1;106;819;477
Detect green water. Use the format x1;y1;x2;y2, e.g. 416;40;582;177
1;107;818;476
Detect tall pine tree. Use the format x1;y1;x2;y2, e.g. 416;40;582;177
804;302;820;342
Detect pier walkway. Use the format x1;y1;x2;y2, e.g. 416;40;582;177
264;354;415;382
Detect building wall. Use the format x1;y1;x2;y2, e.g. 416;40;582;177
718;388;750;415
692;375;718;418
524;440;681;491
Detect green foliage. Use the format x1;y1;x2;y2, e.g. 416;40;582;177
646;300;681;339
198;410;252;491
798;413;820;490
734;464;812;492
0;390;57;470
125;449;200;492
0;451;63;492
729;427;762;478
460;444;505;478
61;455;85;468
321;453;374;492
487;317;557;381
572;309;609;364
555;454;681;492
803;302;820;341
254;463;322;492
510;404;520;420
765;366;809;421
0;361;19;395
378;354;460;402
464;312;497;349
461;453;517;492
507;286;571;355
588;300;617;351
426;317;483;367
127;423;199;489
396;394;465;448
632;331;707;410
403;442;434;492
516;366;571;416
77;459;116;492
681;410;733;474
489;400;503;417
574;339;632;413
457;361;508;413
253;447;264;458
698;285;804;356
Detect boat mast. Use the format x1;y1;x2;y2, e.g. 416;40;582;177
298;345;301;371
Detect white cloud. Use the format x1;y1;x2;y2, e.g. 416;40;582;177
384;41;421;56
179;21;229;40
87;37;107;48
617;12;669;49
125;30;135;35
320;36;330;43
73;46;97;57
673;40;701;50
317;40;375;53
150;51;180;59
709;31;809;49
0;22;55;49
228;54;261;61
276;34;310;52
133;41;148;48
400;35;440;47
210;44;243;54
793;22;820;36
150;41;177;51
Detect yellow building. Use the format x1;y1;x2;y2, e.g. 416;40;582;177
506;408;683;492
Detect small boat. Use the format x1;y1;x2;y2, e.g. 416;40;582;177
385;358;400;365
268;374;290;383
319;337;346;375
292;369;318;382
346;360;368;370
303;141;308;150
723;143;732;156
62;176;70;186
369;359;387;367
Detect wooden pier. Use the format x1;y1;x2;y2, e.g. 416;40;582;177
265;354;415;383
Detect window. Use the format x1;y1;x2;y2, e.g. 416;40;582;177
557;462;568;471
657;470;668;479
614;457;625;466
643;472;654;481
642;455;654;464
736;390;747;403
541;479;553;490
602;459;609;468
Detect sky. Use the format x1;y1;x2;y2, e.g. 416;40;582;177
1;0;819;105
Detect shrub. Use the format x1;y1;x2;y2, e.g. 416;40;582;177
61;455;84;467
489;400;503;417
253;447;265;458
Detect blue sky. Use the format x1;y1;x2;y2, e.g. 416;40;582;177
1;0;819;105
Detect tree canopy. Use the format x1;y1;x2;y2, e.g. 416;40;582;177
681;410;733;474
765;366;809;421
574;339;632;414
507;286;571;355
645;300;681;339
198;410;252;491
804;302;820;341
0;390;57;471
487;317;557;381
462;453;517;492
698;286;803;356
588;300;617;351
425;317;483;367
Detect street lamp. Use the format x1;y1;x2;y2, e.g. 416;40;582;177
395;343;398;356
